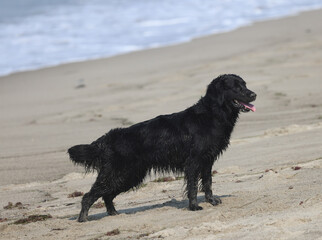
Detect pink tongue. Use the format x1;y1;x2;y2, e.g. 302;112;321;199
240;102;256;112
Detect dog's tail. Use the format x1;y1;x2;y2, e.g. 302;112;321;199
68;144;101;173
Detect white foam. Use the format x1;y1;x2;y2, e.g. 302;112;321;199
139;18;190;27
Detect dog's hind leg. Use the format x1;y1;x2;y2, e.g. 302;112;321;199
185;159;202;211
78;192;100;222
201;163;222;206
78;177;108;222
102;194;118;216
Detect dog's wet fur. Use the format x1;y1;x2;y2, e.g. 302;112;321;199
68;74;256;222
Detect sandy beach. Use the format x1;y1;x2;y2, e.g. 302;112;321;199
1;9;322;240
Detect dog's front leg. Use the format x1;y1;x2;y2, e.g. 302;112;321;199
185;162;202;211
201;165;222;206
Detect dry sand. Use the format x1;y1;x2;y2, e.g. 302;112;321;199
1;9;322;240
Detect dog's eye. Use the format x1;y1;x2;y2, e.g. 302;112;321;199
234;86;242;91
236;83;246;91
236;81;246;88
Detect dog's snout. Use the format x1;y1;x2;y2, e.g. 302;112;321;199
248;92;257;101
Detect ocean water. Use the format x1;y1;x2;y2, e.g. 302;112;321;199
1;0;322;76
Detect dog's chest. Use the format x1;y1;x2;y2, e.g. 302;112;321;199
204;121;235;155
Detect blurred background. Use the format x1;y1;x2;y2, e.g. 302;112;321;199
1;0;322;76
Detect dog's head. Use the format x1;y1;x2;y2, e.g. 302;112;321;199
206;74;256;112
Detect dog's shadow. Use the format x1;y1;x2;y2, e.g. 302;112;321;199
69;195;233;221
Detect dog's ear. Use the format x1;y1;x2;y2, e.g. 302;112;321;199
217;89;225;106
206;78;225;106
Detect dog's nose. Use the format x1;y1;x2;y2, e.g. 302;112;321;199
249;92;257;100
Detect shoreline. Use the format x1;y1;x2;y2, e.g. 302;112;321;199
1;8;321;79
1;7;322;78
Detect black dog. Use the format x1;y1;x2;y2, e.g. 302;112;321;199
68;74;256;222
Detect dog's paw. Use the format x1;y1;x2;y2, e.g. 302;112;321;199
206;196;222;206
189;205;203;211
77;216;88;222
78;218;88;222
108;210;119;216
